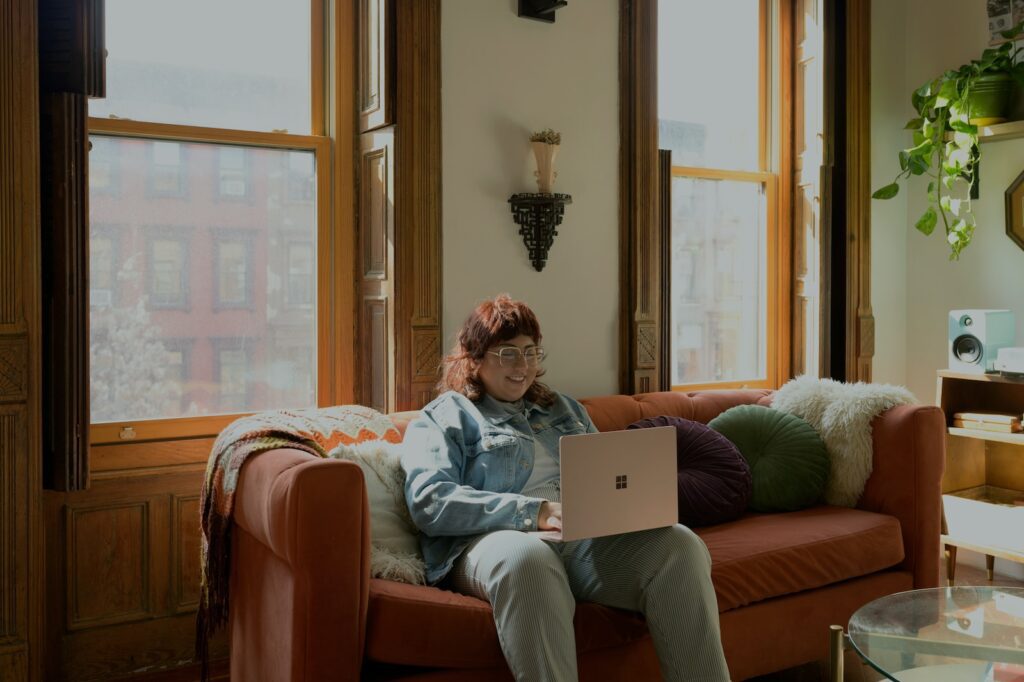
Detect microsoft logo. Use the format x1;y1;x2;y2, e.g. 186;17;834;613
615;475;628;490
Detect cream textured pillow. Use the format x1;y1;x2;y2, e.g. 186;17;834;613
328;440;425;585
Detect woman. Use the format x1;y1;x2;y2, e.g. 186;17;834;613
401;295;729;682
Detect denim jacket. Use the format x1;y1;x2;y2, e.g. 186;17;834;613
401;389;598;584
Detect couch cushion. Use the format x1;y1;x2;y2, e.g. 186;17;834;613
696;506;904;612
627;415;752;527
709;405;830;512
364;579;651;668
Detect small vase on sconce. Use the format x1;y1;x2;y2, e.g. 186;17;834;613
532;141;559;193
529;128;562;193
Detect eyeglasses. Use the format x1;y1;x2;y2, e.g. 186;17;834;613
486;346;546;368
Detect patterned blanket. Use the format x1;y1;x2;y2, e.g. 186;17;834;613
195;405;401;678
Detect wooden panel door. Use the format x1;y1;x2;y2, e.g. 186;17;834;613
358;0;393;132
791;0;826;378
359;128;396;413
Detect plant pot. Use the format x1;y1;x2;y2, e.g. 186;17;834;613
532;141;559;193
968;73;1015;125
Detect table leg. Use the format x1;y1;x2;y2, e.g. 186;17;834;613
945;544;957;586
829;625;844;682
986;554;995;581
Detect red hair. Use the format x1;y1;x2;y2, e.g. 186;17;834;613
438;294;556;406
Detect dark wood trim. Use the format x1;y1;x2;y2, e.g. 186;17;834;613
2;0;43;676
845;0;873;381
40;92;90;491
618;0;662;394
658;149;671;390
38;0;105;97
393;0;442;410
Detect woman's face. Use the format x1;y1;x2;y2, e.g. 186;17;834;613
476;334;541;403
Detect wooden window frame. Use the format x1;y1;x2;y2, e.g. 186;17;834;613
665;170;782;392
663;0;791;392
87;0;356;448
623;0;871;393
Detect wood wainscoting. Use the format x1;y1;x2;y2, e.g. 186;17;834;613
43;440;227;681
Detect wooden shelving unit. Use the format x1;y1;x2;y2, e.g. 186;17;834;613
936;370;1024;584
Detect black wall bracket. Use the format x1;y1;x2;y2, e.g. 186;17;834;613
508;193;572;271
518;0;568;23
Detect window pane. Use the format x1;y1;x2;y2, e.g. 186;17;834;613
90;0;311;134
216;240;250;306
88;135;318;423
670;177;767;385
658;0;761;170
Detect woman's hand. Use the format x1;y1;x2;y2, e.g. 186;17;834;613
537;501;563;530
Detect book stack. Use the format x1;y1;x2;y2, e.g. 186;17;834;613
952;411;1023;433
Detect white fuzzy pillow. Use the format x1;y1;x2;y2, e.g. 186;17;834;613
328;440;425;585
771;375;915;507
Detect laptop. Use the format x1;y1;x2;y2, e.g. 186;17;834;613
532;425;677;542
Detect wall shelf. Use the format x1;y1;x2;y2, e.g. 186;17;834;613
977;119;1024;143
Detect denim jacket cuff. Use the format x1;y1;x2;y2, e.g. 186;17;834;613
515;496;545;531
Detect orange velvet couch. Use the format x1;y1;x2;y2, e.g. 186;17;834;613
228;389;945;681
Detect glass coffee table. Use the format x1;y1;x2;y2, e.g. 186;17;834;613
830;587;1024;681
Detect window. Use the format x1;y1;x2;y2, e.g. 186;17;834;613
286;241;314;306
89;137;119;194
213;234;252;307
659;0;787;389
286;151;314;202
162;339;194;412
87;0;334;439
148;141;186;197
147;232;189;308
89;231;117;308
217;147;249;199
215;343;250;412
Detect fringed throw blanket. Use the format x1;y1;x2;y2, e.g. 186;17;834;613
771;376;915;507
196;405;401;677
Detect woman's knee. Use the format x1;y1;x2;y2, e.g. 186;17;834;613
654;524;712;569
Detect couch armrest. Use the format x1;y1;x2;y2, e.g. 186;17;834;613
231;448;370;681
857;405;945;589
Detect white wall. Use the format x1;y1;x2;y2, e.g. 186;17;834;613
898;0;1024;405
441;0;620;398
873;0;1024;580
869;0;909;388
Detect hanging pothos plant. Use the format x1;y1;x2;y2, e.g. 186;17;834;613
873;21;1024;260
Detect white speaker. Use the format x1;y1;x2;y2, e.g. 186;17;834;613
948;309;1016;373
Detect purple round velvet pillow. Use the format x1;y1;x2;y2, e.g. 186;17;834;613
627;415;752;527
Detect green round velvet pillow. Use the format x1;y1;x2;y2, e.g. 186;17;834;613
708;405;829;513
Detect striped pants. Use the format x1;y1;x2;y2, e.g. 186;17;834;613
449;524;730;682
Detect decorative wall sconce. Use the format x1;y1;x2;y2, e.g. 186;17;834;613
518;0;568;23
508;193;572;271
